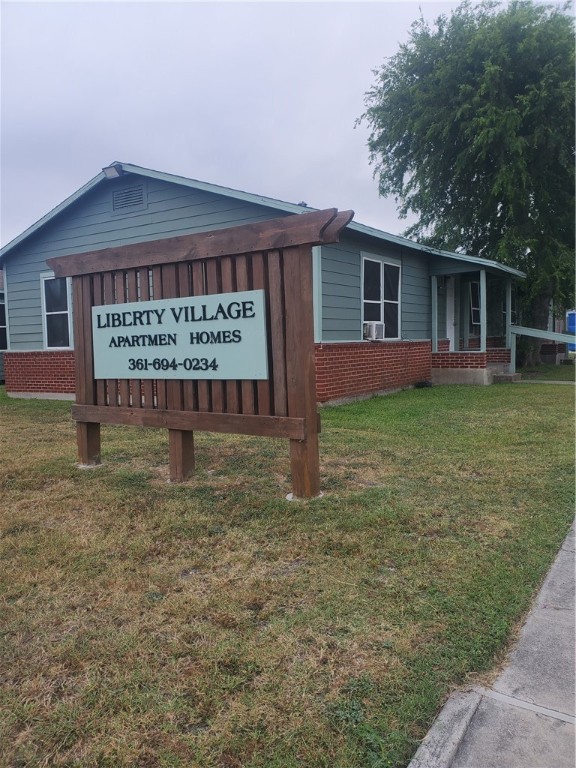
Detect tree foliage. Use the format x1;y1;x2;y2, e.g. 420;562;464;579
361;0;575;326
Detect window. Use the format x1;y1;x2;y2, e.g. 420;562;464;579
42;275;72;348
0;292;6;351
362;257;400;339
469;281;481;329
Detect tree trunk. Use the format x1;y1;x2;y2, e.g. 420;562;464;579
517;287;553;368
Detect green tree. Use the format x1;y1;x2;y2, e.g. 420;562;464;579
361;0;575;343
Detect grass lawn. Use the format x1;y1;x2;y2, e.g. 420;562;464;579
519;361;576;381
0;384;574;768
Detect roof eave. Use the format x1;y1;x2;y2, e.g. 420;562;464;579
348;220;525;279
0;161;525;280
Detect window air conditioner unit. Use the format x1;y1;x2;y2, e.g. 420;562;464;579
363;322;385;340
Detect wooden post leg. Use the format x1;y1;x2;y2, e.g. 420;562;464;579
169;429;195;482
77;422;101;466
290;433;320;499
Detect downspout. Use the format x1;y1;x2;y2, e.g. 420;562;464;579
312;245;322;344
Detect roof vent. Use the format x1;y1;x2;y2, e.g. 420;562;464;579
112;184;147;213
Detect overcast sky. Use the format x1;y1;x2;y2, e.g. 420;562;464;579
1;0;465;248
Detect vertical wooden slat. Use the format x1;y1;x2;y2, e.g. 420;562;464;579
73;276;88;405
151;266;167;409
139;267;155;409
92;273;107;406
177;262;196;412
220;256;240;414
102;272;118;407
251;252;271;415
267;251;288;416
284;246;320;498
205;259;224;413
192;261;210;412
235;254;255;414
126;269;142;407
114;271;131;407
162;263;183;412
81;275;96;405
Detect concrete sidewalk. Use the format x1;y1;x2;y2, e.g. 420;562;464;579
408;522;575;768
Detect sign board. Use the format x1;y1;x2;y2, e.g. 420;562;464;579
92;289;268;380
47;208;354;497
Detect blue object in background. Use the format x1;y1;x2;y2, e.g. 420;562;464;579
567;310;576;352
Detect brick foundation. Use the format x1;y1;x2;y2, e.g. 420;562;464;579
314;341;431;402
4;341;510;402
4;351;76;395
460;336;506;350
432;351;488;369
433;342;511;369
487;348;511;365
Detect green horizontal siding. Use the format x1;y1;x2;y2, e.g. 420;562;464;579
319;240;432;342
4;175;287;350
321;242;362;341
401;255;430;339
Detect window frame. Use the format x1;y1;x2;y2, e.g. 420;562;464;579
469;281;481;329
361;254;401;341
40;272;73;350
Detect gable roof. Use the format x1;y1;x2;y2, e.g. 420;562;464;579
0;161;525;278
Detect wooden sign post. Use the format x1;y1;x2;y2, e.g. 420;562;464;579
48;208;353;498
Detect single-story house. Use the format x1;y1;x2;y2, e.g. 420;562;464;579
0;162;523;402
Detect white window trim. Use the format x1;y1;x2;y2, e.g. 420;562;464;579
0;289;10;352
361;253;402;341
469;281;481;327
40;271;73;350
0;274;7;352
1;267;9;351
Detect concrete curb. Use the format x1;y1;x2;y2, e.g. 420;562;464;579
407;690;482;768
407;523;575;768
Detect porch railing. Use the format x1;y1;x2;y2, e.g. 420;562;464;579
509;326;575;374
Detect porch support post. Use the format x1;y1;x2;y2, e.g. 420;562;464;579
462;283;470;350
431;275;438;353
505;278;512;349
480;269;487;353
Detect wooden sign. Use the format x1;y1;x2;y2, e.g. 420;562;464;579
47;208;353;498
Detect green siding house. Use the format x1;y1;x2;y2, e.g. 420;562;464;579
0;162;523;401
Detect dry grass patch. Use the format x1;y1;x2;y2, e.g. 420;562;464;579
1;384;574;767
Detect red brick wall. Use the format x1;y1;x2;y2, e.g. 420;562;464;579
4;351;76;394
6;342;506;401
314;341;431;402
460;336;505;350
432;351;488;369
487;348;511;364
